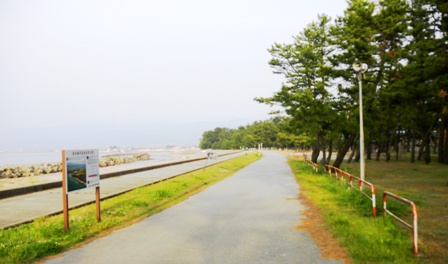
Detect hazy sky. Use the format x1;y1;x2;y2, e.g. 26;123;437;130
0;0;348;150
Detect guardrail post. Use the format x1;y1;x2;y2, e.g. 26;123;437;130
343;171;349;184
412;202;418;255
348;174;353;189
383;191;418;255
322;166;377;217
371;186;376;216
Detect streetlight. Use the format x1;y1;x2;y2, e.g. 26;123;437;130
352;60;368;187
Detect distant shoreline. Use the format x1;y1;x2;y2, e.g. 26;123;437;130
0;153;151;179
0;148;205;179
0;147;200;167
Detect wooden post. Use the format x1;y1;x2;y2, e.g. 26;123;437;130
62;150;69;232
96;186;101;222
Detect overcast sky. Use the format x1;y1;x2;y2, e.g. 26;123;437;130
0;0;348;151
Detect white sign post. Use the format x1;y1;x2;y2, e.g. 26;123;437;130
62;149;101;232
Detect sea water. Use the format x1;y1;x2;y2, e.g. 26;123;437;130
0;148;204;167
0;150;62;166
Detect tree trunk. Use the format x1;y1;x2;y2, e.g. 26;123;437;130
443;125;448;164
418;143;423;161
332;133;357;168
395;139;400;160
320;133;327;167
376;143;382;161
312;142;319;163
419;130;431;164
438;118;444;163
424;137;431;164
418;118;437;163
438;114;448;163
394;129;400;160
406;130;411;152
386;126;398;162
353;134;361;163
411;132;416;163
367;140;372;160
386;146;391;162
348;144;356;163
421;124;436;164
354;143;360;163
326;140;333;164
433;130;438;154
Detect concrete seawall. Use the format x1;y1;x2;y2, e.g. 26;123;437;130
0;151;246;229
0;151;239;200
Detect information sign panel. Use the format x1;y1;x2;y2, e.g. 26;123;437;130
64;149;99;193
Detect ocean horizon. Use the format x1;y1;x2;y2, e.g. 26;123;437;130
0;147;203;167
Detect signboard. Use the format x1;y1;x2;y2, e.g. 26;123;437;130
64;149;100;193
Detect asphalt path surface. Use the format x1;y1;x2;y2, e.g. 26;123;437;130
46;151;341;264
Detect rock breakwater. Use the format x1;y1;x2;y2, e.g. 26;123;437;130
0;153;150;179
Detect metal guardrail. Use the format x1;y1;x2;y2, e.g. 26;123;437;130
304;158;318;173
325;165;377;216
348;173;377;216
383;191;419;255
313;163;419;255
302;161;420;256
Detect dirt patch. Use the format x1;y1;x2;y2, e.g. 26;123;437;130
296;191;353;264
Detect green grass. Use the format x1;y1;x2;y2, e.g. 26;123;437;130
0;153;260;264
290;160;420;264
341;159;448;263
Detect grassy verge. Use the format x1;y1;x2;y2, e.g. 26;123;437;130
340;159;448;263
290;160;420;264
0;153;261;264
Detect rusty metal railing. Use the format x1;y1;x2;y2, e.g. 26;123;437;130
304;156;318;173
383;191;418;255
324;164;376;216
348;173;377;216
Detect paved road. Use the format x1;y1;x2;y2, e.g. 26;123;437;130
46;151;341;264
0;152;243;229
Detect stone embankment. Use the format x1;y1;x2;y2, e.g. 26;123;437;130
0;153;150;179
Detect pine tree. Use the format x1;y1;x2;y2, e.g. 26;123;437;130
256;15;335;164
329;0;377;167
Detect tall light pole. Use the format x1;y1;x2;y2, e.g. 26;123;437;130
352;60;368;187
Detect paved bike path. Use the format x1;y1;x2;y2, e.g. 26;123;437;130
46;151;341;264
